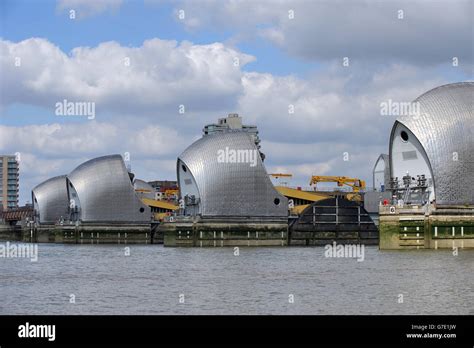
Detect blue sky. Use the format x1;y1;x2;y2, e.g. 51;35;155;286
0;0;472;204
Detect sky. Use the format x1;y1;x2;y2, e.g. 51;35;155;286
0;0;472;204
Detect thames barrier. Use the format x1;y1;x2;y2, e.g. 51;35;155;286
1;83;473;249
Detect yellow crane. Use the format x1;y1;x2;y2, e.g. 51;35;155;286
269;173;293;187
164;189;179;198
268;173;293;179
309;176;366;192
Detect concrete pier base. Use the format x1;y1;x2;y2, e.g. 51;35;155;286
0;225;22;241
160;217;288;247
379;205;474;250
0;223;152;244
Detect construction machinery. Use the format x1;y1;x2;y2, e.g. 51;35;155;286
164;189;179;199
141;198;179;221
269;173;293;187
269;174;366;214
269;173;293;179
309;176;366;202
275;186;329;215
309;176;366;192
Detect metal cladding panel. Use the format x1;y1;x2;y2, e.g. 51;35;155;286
67;155;150;222
178;132;288;217
390;82;474;205
373;154;390;187
32;175;69;224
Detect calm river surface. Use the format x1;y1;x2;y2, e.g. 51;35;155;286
1;244;473;315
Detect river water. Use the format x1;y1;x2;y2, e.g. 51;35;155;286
0;244;472;315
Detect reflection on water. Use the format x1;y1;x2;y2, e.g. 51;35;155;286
0;244;472;315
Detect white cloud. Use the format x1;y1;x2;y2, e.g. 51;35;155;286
170;0;473;68
237;63;445;145
0;123;118;156
133;126;191;156
0;121;188;160
0;38;255;115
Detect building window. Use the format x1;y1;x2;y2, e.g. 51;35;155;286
400;130;409;142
